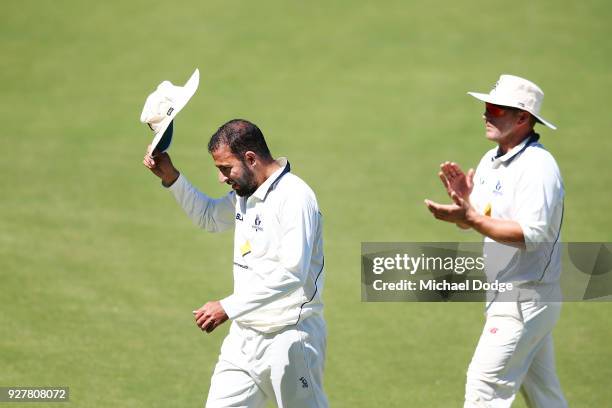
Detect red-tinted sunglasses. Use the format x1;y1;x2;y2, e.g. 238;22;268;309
485;103;518;117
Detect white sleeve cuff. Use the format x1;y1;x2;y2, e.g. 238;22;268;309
220;295;244;320
518;221;542;252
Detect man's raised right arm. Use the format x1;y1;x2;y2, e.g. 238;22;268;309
143;147;235;233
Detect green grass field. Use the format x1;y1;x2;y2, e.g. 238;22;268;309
2;0;611;406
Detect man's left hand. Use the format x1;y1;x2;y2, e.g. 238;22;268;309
424;191;476;225
193;301;229;333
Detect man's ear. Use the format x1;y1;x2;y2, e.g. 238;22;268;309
518;111;531;125
244;151;257;167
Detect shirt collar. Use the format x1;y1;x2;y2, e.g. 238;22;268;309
491;132;540;168
251;157;291;201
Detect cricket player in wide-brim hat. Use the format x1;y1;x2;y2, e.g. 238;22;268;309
425;74;567;407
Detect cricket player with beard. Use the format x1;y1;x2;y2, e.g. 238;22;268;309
143;119;327;408
424;75;567;407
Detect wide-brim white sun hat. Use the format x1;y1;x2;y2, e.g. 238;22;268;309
467;74;556;130
140;68;200;153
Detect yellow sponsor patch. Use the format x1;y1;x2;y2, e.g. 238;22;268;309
484;202;492;217
240;240;252;257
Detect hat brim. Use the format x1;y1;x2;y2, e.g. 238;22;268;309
467;91;556;130
151;120;173;154
149;68;200;152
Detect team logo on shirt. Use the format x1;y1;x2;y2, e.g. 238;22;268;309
240;241;252;257
299;377;309;389
484;203;492;217
236;213;244;221
493;180;503;195
252;214;264;232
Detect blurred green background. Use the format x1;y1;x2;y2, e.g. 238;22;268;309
1;0;611;406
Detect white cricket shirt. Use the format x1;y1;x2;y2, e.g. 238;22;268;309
469;133;564;286
168;158;324;333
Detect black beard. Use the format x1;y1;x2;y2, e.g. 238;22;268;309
233;162;258;197
234;183;258;197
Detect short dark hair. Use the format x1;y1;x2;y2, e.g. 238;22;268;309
208;119;272;161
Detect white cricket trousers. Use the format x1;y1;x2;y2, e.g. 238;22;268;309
464;299;567;408
205;315;327;408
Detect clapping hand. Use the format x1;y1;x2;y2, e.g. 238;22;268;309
438;161;474;201
425;161;476;229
